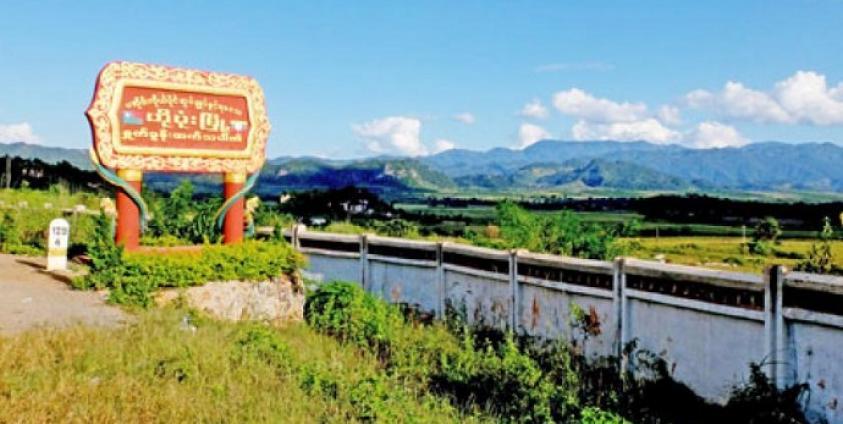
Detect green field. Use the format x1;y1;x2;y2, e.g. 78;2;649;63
396;203;643;223
628;236;843;273
396;203;825;239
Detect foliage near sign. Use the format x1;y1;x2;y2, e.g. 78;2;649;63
76;217;303;306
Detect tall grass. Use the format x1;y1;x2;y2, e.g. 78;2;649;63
304;281;810;424
0;308;478;423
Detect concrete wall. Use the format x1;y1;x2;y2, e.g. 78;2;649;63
295;230;843;423
781;271;843;423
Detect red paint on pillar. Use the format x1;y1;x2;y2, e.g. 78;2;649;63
223;173;245;244
115;170;142;250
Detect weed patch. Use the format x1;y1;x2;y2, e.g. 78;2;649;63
306;281;814;424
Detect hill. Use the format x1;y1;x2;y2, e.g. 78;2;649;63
0;143;90;170
259;157;455;195
5;139;843;194
0;143;456;196
423;140;843;193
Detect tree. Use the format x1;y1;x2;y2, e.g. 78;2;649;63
747;216;782;255
495;200;541;251
374;219;419;238
797;217;835;274
148;179;195;238
753;217;782;244
492;200;622;260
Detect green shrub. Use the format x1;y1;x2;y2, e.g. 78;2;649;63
235;325;294;372
79;237;304;307
723;363;809;424
233;320;464;422
86;213;122;276
753;217;782;244
797;217;836;274
305;281;404;355
434;334;557;423
372;219;420;238
0;210;22;247
478;200;624;260
306;282;576;422
724;256;745;266
580;407;630;424
304;282;816;423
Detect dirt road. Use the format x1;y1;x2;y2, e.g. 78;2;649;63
0;254;125;335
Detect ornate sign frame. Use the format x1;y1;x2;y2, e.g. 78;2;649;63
86;61;270;174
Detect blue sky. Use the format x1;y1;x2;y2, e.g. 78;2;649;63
1;1;842;159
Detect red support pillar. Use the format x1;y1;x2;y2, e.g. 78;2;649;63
223;172;246;244
115;169;142;251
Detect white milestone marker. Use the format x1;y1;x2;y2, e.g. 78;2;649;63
47;218;70;271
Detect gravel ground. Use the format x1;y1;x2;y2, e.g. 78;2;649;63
0;254;126;335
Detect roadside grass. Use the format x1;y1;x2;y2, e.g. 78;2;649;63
629;236;843;273
0;307;478;423
0;187;100;256
0;187;99;211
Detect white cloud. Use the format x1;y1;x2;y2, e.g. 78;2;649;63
571;118;680;144
535;62;614;73
517;123;551;149
685;71;843;126
519;99;549;119
688;81;791;123
432;139;456;154
550;89;682;144
452;112;475;125
774;71;843;125
553;88;648;123
719;82;791;123
0;122;40;144
657;105;682;126
352;116;426;156
684;89;714;108
687;121;747;149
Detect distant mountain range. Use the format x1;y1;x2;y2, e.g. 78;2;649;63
0;142;91;170
422;140;843;192
3;139;843;194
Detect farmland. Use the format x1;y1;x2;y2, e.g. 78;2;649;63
628;236;843;273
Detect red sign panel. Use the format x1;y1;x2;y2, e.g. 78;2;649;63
118;86;250;151
87;62;270;174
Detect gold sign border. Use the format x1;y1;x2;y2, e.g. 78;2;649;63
87;61;271;174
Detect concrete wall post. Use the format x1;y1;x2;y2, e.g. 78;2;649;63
613;257;629;373
360;234;369;290
764;265;787;388
436;242;446;320
291;224;302;249
509;249;521;332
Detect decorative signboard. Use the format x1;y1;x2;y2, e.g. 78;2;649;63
86;61;271;249
47;218;69;271
86;61;270;174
